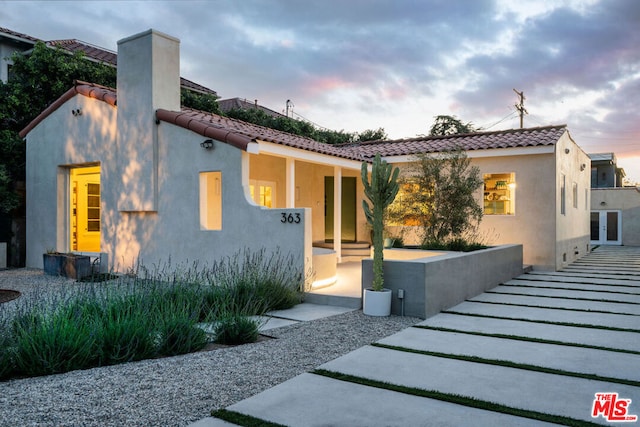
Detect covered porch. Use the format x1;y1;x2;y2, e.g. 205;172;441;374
248;140;372;289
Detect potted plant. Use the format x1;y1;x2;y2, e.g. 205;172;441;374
361;153;399;316
43;250;91;279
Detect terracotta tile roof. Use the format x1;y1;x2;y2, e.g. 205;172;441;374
0;26;40;44
19;81;116;138
21;81;566;164
352;125;567;160
158;107;365;161
218;97;286;118
47;39;117;65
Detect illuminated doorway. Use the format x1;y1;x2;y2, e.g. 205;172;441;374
70;166;101;252
324;176;356;242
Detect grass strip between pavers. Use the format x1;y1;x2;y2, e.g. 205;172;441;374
413;325;640;355
466;299;640;317
312;369;601;426
442;310;640;333
371;342;640;387
517;276;640;286
501;283;640;296
211;409;287;427
487;290;640;304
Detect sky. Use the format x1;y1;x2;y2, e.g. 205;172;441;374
3;0;639;183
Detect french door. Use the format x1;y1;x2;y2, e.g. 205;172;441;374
590;210;621;245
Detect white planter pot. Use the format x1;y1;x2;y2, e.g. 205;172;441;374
363;288;392;316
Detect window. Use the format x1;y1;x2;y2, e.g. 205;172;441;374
200;172;222;230
483;173;515;215
87;183;101;231
561;174;566;215
249;180;275;208
572;182;578;209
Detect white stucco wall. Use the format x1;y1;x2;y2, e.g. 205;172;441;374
554;132;591;269
591;187;640;246
25;107;309;272
385;140;590;271
25;95;117;267
104;122;309;271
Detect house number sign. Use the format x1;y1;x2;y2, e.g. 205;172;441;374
281;213;302;224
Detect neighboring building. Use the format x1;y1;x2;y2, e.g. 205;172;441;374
0;27;39;82
20;29;591;276
590;153;625;188
0;26;217;96
589;153;640;246
218;97;286;118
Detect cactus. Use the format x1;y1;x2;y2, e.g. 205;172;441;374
361;153;400;291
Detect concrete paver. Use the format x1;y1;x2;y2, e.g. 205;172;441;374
447;300;640;330
223;373;557;427
319;345;640;425
490;284;640;302
378;327;640;381
470;292;640;315
190;246;640;426
514;274;640;287
267;302;356;322
420;313;640;352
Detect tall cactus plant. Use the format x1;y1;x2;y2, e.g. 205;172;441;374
361;153;400;291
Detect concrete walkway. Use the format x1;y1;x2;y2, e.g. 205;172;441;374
191;246;640;426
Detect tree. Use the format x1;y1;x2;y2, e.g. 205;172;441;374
0;42;221;211
389;147;483;244
357;127;388;142
429;115;477;136
225;107;357;145
0;42;120;224
361;154;400;291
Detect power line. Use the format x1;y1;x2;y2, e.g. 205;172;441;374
481;110;519;130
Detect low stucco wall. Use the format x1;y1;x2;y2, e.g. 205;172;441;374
362;244;523;319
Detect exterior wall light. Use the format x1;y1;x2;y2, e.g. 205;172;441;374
72;108;82;116
580;163;586;171
200;139;214;150
600;201;607;206
565;148;570;154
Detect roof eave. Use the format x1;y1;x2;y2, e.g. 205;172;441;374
156;109;256;151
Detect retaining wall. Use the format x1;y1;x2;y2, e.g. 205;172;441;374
362;244;523;318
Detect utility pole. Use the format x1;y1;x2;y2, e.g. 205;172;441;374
513;89;528;128
285;99;294;118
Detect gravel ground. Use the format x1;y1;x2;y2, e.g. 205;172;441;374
0;268;420;427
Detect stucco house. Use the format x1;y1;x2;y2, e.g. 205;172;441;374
20;29;590;280
589;153;640;246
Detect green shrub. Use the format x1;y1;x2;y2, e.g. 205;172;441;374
207;249;304;315
156;314;208;356
214;315;260;345
421;238;487;252
0;249;302;380
0;318;15;380
12;308;97;376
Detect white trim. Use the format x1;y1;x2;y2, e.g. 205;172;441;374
383;145;555;164
333;167;342;262
255;140;362;169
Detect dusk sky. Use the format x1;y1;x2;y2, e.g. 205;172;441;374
3;0;639;182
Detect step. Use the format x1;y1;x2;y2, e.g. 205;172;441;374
313;241;371;250
304;292;362;309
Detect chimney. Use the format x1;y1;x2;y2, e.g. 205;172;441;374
116;29;180;211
